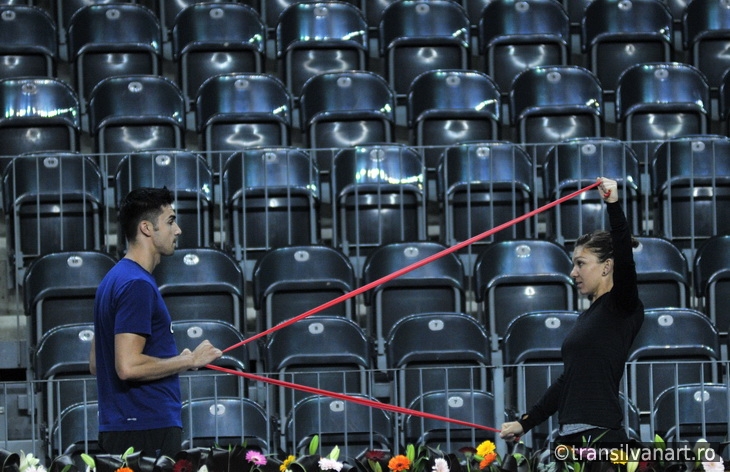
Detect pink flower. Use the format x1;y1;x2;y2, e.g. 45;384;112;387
319;458;343;472
246;451;268;466
702;461;724;472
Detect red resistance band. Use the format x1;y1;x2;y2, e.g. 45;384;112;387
206;180;602;435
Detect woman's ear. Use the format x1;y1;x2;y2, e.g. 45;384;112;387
604;258;614;276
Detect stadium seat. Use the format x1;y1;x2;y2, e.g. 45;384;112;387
581;0;674;94
617;63;710;165
264;315;373;425
478;0;570;94
222;147;320;279
386;312;490;408
172;3;265;109
88;75;186;179
50;401;100;459
631;236;690;309
0;4;57;79
276;1;368;96
2;153;104;282
23;251;116;348
196;73;293;175
331;144;426;273
693;235;730;335
299;70;397;175
0;77;80;165
362;241;466;366
154;248;245;332
473;239;576;350
650;135;730;250
510;65;604;166
67;3;162;110
438;141;534;272
542;137;640;246
407;69;501;172
378;0;471;97
252;245;356;334
628;308;721;414
682;0;730;92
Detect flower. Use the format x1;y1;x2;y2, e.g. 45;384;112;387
19;451;40;472
701;461;724;472
319;458;344;472
479;453;497;470
280;455;296;472
173;459;194;472
115;468;133;472
476;441;496;459
388;455;411;472
431;458;449;472
246;451;268;467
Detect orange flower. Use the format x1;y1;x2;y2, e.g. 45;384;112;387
479;452;497;470
388;455;411;472
116;468;134;472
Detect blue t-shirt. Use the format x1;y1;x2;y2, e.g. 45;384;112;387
94;258;182;432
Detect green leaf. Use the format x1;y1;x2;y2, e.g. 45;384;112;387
309;435;320;456
654;434;666;450
80;454;96;469
329;446;340;461
406;444;415;463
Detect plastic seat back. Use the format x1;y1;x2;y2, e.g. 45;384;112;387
88;75;186;178
542;137;640;245
173;3;265;108
438;141;533;268
115;150;214;251
266;315;373;430
222;147;321;278
408;69;501;171
503;310;579;447
24;251;115;347
473;239;575;350
252;245;356;333
154;248;245;331
582;0;674;93
510;65;604;165
631;236;690;309
617;63;710;164
181;397;272;452
693;235;730;335
0;5;57;79
386;312;490;408
652;383;729;450
331;144;427;270
403;390;496;451
683;0;730;90
479;0;570;93
172;320;248;402
379;0;471;96
276;1;368;96
285;394;393;459
650;135;730;249
362;242;466;364
50;401;100;458
300;70;397;174
196;73;292;174
0;78;80;163
629;308;720;414
67;3;162;109
2;153;104;280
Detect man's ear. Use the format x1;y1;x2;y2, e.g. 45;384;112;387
139;220;153;237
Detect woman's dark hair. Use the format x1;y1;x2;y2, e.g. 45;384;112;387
575;230;639;262
118;187;174;244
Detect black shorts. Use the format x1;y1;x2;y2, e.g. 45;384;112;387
99;426;182;458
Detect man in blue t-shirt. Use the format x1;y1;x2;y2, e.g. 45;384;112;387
90;187;222;458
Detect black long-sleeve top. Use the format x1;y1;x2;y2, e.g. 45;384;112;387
518;202;644;433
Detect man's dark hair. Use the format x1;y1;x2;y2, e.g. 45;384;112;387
118;187;174;244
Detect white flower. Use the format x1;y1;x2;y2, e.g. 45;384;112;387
319;458;343;472
432;457;449;472
19;451;40;472
702;461;724;472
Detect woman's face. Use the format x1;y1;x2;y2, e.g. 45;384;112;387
571;245;608;299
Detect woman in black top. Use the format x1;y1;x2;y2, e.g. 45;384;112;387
500;177;645;445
